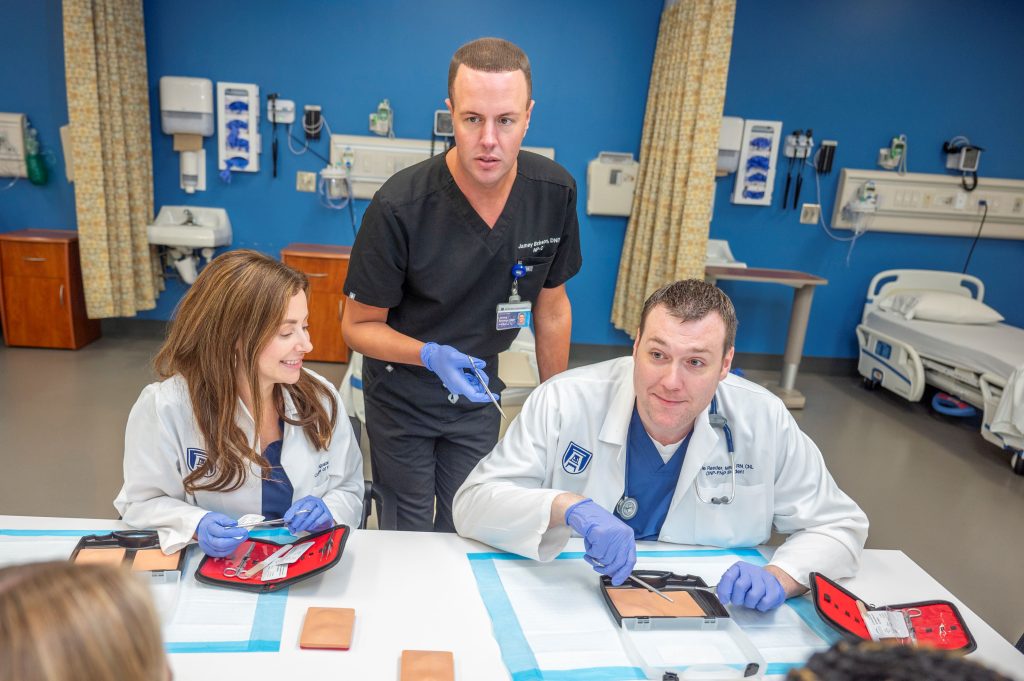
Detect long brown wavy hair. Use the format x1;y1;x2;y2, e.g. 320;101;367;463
154;249;337;494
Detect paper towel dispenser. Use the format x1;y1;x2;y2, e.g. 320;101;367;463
717;116;743;176
160;76;214;193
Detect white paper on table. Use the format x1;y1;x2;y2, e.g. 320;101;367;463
493;559;632;671
488;552;831;676
632;555;831;665
162;550;261;645
0;536;79;567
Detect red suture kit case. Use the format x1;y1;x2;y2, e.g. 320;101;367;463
195;524;349;593
810;572;975;653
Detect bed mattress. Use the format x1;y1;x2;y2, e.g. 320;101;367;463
864;309;1024;378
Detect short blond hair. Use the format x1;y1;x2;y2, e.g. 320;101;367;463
0;561;167;681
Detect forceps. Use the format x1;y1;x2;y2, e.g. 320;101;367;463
472;364;508;421
223;543;256;578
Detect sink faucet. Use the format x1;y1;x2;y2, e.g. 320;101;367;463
182;209;196;226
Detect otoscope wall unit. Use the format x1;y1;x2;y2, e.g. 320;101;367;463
830;169;1024;240
731;119;782;206
216;82;260;180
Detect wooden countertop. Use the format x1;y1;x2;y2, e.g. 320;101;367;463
281;243;352;259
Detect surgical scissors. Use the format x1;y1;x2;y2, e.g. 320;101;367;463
222;543;256;578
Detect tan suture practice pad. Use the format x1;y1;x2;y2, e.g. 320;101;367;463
606;587;706;617
299;607;355;649
74;548;126;566
400;650;455;681
131;548;181;571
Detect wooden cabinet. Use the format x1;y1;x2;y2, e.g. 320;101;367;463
281;243;351;363
0;230;101;350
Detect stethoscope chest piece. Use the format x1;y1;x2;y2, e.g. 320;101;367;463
615;495;639;520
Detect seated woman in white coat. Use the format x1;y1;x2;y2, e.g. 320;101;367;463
115;250;364;557
454;280;868;611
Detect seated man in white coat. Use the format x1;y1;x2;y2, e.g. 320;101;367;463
453;280;868;611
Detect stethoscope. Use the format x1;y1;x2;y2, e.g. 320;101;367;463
615;395;736;520
694;396;736;505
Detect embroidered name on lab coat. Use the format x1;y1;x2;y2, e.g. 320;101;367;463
701;463;754;477
562;442;593;474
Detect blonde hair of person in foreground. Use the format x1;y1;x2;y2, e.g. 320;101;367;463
0;561;169;681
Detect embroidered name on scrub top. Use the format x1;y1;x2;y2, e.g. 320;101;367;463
618;406;690;540
261;420;294;520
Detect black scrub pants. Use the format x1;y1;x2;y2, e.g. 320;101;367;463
363;360;500;532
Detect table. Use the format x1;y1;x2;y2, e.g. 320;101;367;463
705;266;827;409
2;516;1021;680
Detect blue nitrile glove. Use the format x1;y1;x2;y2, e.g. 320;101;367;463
420;342;490;403
565;499;636;586
717;561;787;612
196;512;249;557
283;495;334;534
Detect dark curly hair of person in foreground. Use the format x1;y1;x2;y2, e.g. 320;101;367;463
786;641;1011;681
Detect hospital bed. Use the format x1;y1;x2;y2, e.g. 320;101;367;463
856;269;1024;475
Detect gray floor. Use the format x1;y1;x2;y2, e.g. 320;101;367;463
0;335;1022;644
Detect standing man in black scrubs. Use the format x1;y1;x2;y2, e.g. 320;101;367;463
342;37;582;532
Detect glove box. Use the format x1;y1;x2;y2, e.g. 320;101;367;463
601;571;764;679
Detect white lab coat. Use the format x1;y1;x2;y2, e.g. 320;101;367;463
453;357;868;586
114;369;364;553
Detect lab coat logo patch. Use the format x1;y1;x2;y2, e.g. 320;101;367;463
562;442;592;475
186;448;213;476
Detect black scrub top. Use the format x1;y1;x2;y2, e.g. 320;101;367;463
344;150;582;391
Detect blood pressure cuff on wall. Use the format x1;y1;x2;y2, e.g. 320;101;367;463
810;572;975;653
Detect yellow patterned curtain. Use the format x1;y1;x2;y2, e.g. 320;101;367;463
63;0;157;317
611;0;735;337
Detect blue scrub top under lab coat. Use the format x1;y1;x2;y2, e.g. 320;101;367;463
617;406;689;541
261;422;294;519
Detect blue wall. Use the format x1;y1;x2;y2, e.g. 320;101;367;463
715;0;1024;358
0;0;75;229
5;1;1023;357
140;0;661;338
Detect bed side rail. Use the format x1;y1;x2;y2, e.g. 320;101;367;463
856;324;925;401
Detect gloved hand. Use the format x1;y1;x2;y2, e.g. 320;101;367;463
565;499;636;585
196;512;248;557
421;342;490;403
717;561;787;612
283;495;334;534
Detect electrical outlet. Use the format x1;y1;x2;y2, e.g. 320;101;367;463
799;203;821;224
296;171;317;193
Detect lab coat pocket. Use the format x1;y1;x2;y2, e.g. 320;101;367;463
692;482;768;548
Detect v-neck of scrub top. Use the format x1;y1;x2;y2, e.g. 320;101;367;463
618;405;690;541
442;155;525;252
260;420;293;520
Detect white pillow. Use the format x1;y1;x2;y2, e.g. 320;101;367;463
879;291;1004;324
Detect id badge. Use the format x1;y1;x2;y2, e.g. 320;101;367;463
496;301;532;330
